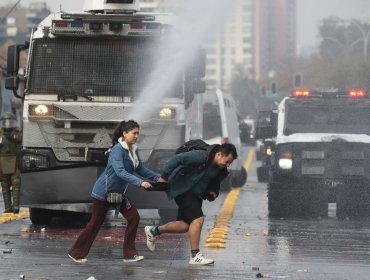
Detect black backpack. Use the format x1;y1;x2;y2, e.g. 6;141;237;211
175;139;210;154
175;139;210;170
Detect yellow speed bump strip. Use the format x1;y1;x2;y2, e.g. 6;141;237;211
206;149;255;248
0;209;30;224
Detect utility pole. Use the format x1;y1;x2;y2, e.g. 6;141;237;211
351;20;370;62
0;0;22;24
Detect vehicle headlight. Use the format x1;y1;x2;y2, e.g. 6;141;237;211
266;146;272;156
22;153;50;170
278;158;292;170
29;105;53;117
158;107;175;119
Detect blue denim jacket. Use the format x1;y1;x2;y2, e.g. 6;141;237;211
91;142;160;201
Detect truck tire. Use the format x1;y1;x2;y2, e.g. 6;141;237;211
220;175;232;192
337;185;356;220
302;184;328;218
268;186;304;218
29;208;53;225
232;167;247;187
337;184;370;220
257;166;268;182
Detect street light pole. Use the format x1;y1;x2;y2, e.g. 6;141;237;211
351;21;370;62
322;36;362;59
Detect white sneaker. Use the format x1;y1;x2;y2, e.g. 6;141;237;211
189;252;214;265
144;226;157;252
68;254;87;264
123;255;144;263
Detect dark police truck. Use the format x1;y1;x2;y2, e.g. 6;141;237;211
256;88;370;219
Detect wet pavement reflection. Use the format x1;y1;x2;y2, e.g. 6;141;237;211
2;151;370;279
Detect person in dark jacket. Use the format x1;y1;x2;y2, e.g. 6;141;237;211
145;143;237;265
68;120;165;263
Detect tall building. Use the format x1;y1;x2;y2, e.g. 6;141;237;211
0;2;50;44
140;0;254;91
140;0;296;87
254;0;296;81
205;0;254;90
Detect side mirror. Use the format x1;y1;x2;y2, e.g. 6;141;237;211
270;111;277;136
184;79;206;109
185;49;206;79
255;110;277;139
5;76;19;91
7;45;22;76
5;43;28;98
256;126;274;140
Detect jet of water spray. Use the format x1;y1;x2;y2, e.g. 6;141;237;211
128;0;234;120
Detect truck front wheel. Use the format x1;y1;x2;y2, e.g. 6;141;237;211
268;184;305;218
232;167;247;187
257;166;269;182
302;184;328;218
220;175;232;192
337;184;370;220
29;208;53;225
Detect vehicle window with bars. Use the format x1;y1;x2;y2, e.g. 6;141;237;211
285;103;370;135
27;37;183;98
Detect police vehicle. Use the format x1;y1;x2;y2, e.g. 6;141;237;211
256;88;370;219
5;0;206;224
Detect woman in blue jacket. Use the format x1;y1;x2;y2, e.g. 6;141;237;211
68;120;163;263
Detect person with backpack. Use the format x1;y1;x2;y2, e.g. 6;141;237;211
144;142;237;265
68;120;165;264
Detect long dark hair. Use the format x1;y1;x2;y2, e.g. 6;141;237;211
112;120;140;145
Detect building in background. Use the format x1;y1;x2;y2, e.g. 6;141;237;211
140;0;296;89
140;0;255;91
0;2;50;44
205;0;254;90
254;0;296;81
0;2;47;117
25;2;50;40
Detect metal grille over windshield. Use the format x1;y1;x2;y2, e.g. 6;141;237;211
27;37;182;98
285;103;370;135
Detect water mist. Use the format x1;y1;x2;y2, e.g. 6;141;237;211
128;0;235;120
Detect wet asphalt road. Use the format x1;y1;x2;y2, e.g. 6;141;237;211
1;146;370;280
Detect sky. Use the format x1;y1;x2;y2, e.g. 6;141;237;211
3;0;370;54
297;0;370;54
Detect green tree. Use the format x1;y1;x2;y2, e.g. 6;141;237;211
270;17;370;92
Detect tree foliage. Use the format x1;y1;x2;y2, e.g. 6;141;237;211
229;63;261;117
319;17;370;61
266;17;370;92
229;16;370;115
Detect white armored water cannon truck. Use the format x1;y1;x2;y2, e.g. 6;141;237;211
5;0;206;224
256;88;370;219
